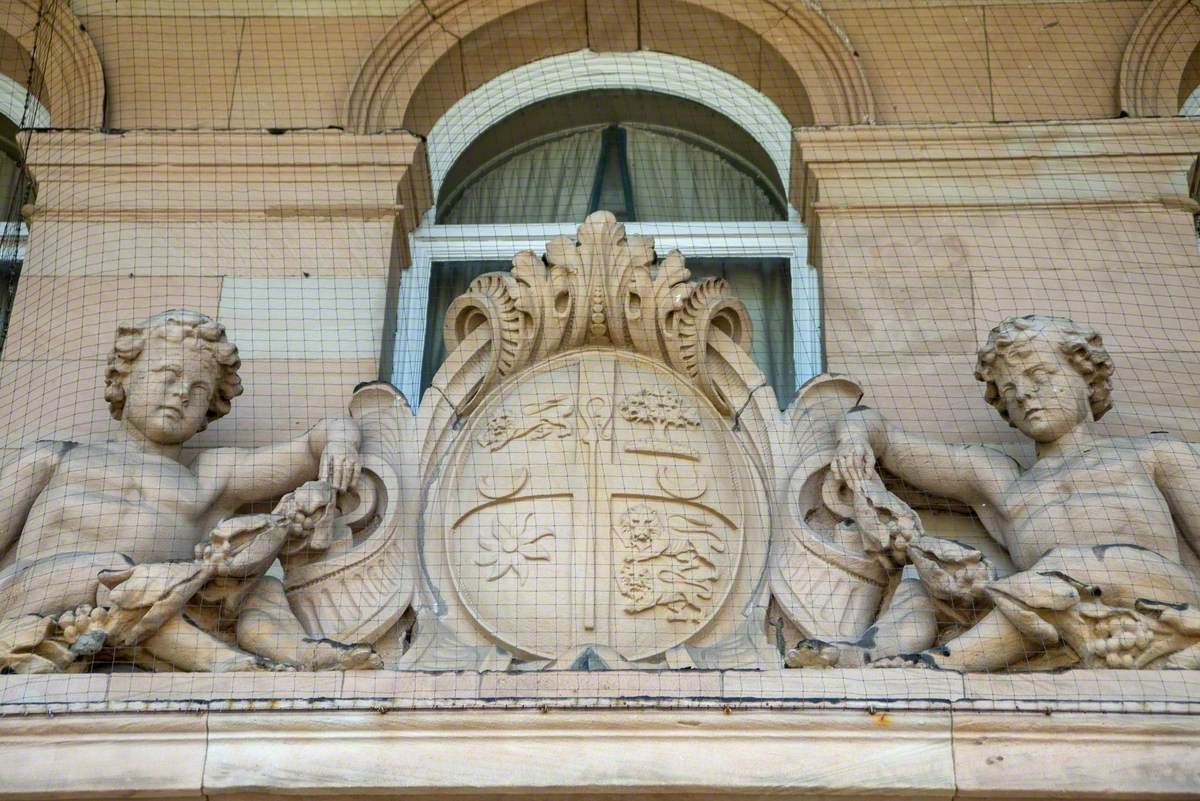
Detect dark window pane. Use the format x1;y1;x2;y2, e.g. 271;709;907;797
687;258;794;408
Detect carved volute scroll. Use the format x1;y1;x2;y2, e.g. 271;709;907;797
283;382;419;646
437;211;753;416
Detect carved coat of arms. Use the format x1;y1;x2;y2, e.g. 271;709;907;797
402;212;774;669
11;212;1200;676
433;350;758;662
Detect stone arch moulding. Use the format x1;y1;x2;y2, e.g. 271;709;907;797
422;50;796;203
1120;0;1200;117
0;0;104;128
344;0;874;135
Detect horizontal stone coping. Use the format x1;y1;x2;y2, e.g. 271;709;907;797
1;707;1198;799
1;668;1197;715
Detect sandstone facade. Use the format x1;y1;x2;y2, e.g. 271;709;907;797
1;0;1199;797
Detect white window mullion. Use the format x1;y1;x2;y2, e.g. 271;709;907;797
391;238;434;406
791;243;823;392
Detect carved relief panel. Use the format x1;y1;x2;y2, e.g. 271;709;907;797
425;349;766;664
7;212;1199;677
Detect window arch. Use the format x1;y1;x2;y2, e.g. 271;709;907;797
439;121;786;225
0;71;43;350
386;53;818;409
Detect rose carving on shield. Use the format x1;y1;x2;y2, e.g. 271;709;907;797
474;512;556;584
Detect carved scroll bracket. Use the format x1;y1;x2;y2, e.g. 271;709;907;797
434;211;755;416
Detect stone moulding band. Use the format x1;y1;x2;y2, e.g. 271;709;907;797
0;703;1197;799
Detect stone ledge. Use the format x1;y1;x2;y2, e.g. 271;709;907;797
1;706;1196;799
1;669;1197;715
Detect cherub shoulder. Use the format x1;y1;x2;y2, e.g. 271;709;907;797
1142;431;1200;468
6;439;77;469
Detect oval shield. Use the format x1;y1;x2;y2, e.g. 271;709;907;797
433;348;767;662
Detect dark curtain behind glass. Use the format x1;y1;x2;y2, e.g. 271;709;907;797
422;257;793;407
420;260;510;393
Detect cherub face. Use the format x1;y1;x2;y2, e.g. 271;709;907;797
990;335;1091;443
121;336;219;445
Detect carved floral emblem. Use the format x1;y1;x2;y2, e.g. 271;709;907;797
474;513;556;584
619;388;701;438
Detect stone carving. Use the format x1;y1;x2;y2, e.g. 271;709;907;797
475;513;556;584
619;388;701;437
0;310;417;673
782;315;1200;671
6;218;1196;677
406;212;775;671
615;505;722;624
476;397;574;452
439;212;753;416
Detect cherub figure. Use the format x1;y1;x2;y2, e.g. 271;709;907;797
830;315;1200;671
0;310;380;672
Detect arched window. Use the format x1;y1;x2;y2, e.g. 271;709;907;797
387;54;818;409
0;71;42;349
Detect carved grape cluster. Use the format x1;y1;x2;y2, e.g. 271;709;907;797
56;604;111;646
1080;605;1156;668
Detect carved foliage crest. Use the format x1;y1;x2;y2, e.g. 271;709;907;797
440;212;753;414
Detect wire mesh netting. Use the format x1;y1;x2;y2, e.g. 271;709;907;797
0;0;1197;715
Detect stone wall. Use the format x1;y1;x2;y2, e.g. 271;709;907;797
3;1;1197;457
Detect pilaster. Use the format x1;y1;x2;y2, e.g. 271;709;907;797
2;130;429;449
791;118;1200;448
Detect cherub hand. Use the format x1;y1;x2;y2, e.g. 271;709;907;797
200;513;286;577
320;443;362;493
274;480;340;552
831;431;875;486
274;480;334;530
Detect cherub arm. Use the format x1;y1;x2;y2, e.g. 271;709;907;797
1151;436;1200;559
833;406;1018;519
199;416;362;507
0;441;69;558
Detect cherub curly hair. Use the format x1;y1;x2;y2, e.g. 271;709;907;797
105;309;243;427
975;315;1114;423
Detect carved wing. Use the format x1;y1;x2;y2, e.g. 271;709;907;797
769;374;890;640
282;382;419;645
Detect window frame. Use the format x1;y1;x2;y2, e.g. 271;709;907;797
390;217;818;407
386;50;821;408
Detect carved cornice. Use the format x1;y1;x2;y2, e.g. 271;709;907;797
344;0;873;132
1;0;104;128
0;702;1197;799
791;118;1200;232
22;130;429;225
1120;0;1200;117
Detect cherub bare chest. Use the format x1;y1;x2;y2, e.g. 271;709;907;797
998;444;1175;566
28;445;215;544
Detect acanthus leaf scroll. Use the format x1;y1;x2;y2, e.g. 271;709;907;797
439;211;753;416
